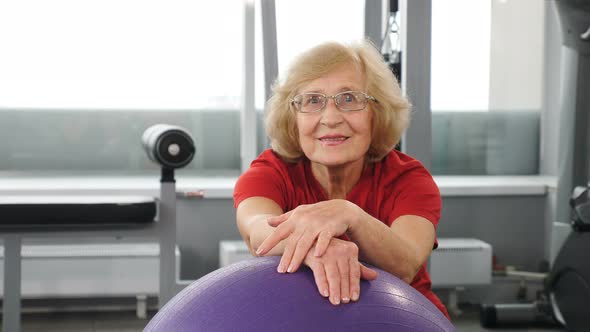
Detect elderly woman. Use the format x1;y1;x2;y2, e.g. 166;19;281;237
233;40;449;319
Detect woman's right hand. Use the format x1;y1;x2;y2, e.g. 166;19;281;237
301;238;378;305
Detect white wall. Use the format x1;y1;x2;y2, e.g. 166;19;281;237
489;0;545;111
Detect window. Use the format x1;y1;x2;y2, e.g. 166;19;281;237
0;0;244;173
274;0;364;77
430;0;544;175
256;0;365;155
1;0;545;176
0;0;371;175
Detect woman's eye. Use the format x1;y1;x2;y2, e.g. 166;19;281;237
341;93;355;103
308;96;322;104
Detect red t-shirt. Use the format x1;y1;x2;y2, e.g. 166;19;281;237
234;149;449;319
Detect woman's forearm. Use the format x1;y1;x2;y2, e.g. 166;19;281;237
347;212;435;284
241;214;287;256
236;197;287;256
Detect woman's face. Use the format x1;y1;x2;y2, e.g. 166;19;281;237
295;64;373;168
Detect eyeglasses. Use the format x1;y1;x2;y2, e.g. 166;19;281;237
290;91;377;113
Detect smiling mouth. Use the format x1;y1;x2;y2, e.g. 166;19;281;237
318;137;349;144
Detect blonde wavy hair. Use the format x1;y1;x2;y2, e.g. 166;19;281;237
265;39;411;163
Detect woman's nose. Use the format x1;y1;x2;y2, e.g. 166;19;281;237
320;99;344;126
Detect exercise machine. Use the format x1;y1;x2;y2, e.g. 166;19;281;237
1;124;194;332
481;186;590;330
481;1;590;330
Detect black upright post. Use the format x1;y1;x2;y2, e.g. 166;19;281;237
384;0;402;83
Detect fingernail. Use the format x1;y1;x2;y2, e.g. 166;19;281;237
332;297;340;305
352;291;359;301
277;265;285;273
342;297;350;303
322;289;329;297
255;247;262;255
287;265;293;273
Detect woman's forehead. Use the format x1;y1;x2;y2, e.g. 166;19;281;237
296;65;365;93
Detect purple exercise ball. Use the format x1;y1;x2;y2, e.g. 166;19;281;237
145;256;455;332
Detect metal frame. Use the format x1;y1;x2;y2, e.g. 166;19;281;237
364;0;384;45
1;181;188;332
261;0;278;102
400;0;432;169
241;0;257;172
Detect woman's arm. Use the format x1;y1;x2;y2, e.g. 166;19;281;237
236;196;285;256
237;196;377;305
256;199;436;284
347;212;436;284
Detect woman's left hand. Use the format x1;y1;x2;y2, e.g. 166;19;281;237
256;199;361;274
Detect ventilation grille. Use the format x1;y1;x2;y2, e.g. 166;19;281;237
430;238;493;287
436;246;487;253
0;243;159;258
0;243;170;298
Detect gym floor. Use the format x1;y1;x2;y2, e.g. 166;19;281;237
1;304;565;332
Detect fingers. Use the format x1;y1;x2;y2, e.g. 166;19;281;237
309;262;330;299
329;261;372;304
279;229;335;272
311;260;364;305
277;230;302;273
338;258;350;303
267;212;290;227
314;230;332;257
256;221;292;256
324;260;341;305
360;263;378;280
287;234;315;273
349;259;361;302
301;240;368;305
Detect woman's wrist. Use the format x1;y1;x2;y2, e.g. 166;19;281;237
345;200;363;233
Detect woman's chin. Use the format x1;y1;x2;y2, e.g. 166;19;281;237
310;156;363;168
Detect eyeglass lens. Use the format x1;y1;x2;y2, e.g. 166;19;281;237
296;91;368;113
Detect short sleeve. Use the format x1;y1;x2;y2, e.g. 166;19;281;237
389;167;441;228
233;152;289;209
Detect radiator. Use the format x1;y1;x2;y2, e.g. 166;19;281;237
428;238;492;287
219;238;493;288
0;243;177;298
1;238;490;300
219;240;254;267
